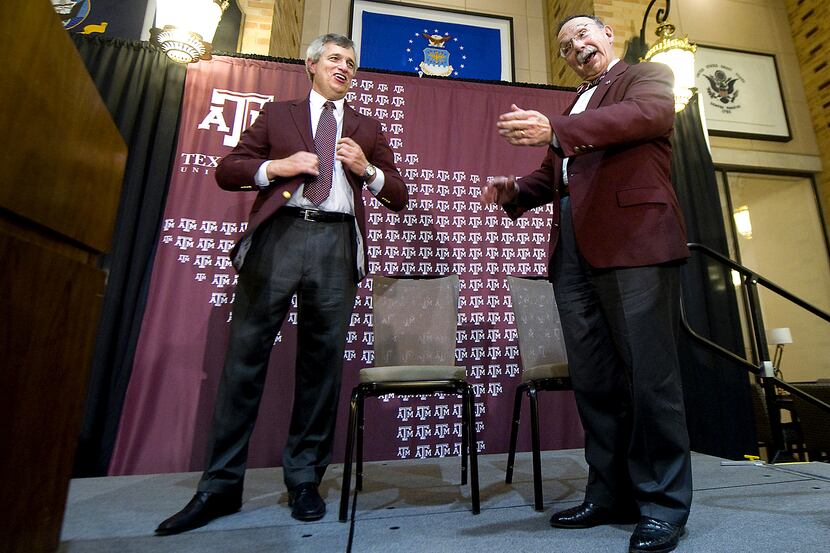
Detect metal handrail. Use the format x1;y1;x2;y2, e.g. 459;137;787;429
686;243;830;322
680;242;830;461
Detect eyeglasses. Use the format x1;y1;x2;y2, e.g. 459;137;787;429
559;25;592;58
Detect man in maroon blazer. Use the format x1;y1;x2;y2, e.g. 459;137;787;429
156;33;408;535
482;15;691;553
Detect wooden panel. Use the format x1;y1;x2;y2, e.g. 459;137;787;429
0;234;105;553
0;2;127;552
0;0;126;254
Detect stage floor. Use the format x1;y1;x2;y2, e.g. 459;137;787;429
60;449;830;552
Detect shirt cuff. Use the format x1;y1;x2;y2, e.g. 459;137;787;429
366;168;386;195
255;161;271;189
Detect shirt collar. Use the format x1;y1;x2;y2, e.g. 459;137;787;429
309;89;345;114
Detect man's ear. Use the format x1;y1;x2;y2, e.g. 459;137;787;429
306;59;316;76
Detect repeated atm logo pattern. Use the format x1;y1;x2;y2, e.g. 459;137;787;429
161;77;553;460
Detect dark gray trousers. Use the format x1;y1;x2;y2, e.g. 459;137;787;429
198;212;357;493
551;197;692;525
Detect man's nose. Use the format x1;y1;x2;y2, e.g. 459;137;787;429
572;37;588;50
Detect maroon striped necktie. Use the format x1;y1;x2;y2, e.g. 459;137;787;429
576;68;610;95
304;101;337;205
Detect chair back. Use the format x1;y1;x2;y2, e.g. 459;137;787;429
372;275;459;367
507;276;568;371
791;382;830;458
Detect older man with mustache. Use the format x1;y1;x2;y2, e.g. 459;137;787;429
482;14;692;553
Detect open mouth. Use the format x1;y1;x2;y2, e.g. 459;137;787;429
578;48;597;66
333;73;348;84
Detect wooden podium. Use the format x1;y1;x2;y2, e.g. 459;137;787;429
0;2;127;552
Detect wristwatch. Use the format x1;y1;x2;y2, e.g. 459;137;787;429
363;163;377;181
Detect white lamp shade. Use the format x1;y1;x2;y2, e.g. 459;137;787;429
767;327;793;345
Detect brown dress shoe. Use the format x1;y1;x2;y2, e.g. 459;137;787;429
155;490;242;535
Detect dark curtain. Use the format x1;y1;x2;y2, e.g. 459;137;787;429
212;0;243;53
671;95;756;459
71;35;186;476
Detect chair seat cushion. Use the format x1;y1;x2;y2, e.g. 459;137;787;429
359;365;467;383
522;362;569;382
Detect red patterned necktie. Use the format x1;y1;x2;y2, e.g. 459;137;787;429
576;68;610;95
304;101;337;205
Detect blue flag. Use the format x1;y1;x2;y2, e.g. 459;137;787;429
359;12;504;81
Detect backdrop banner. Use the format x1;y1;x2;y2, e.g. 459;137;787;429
109;56;581;475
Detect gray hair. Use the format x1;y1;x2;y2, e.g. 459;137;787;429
556;14;605;34
305;34;356;80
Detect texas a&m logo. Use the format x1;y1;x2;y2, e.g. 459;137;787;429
198;89;274;148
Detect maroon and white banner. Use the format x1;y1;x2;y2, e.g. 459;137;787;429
109;56;583;476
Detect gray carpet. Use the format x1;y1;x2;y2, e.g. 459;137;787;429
59;450;830;552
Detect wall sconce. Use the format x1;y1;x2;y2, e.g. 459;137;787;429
150;0;229;63
639;0;697;112
733;205;753;239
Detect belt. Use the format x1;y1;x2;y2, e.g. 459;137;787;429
278;206;354;223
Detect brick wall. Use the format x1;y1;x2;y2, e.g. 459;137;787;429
238;0;274;55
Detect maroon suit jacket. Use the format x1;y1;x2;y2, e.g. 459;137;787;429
215;95;408;276
507;61;689;269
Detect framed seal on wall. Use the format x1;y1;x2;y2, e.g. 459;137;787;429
695;45;791;141
349;0;514;82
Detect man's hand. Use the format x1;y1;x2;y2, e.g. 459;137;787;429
480;176;518;206
496;104;552;146
266;151;319;180
335;137;371;177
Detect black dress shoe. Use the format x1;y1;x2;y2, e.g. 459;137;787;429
155;490;242;536
288;482;326;521
629;517;685;553
550;501;638;528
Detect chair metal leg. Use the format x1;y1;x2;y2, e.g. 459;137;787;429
339;388;361;522
460;389;468;485
356;392;365;491
528;385;544;512
465;385;480;514
505;383;527;484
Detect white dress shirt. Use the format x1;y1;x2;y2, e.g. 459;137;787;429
254;89;386;214
556;59;620;187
